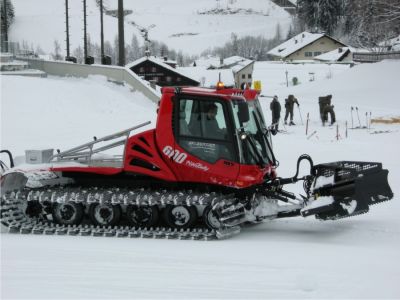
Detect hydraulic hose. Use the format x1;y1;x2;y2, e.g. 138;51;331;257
270;154;315;186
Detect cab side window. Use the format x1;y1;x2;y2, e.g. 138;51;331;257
176;98;235;163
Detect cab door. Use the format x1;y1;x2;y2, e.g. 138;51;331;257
170;96;240;187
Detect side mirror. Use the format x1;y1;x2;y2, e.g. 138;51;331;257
238;102;250;123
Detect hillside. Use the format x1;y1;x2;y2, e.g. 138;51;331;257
9;0;291;57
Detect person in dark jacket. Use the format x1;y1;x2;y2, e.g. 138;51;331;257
204;103;225;139
270;95;281;131
284;94;299;125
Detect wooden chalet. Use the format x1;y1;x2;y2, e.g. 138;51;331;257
126;56;200;87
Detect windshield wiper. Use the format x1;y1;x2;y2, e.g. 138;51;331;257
261;131;277;166
246;134;267;168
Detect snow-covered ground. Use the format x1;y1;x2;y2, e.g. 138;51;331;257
0;75;156;157
9;0;291;56
1;60;400;299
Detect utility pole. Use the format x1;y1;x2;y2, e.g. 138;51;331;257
65;0;70;58
118;0;125;66
83;0;88;61
100;0;104;59
3;0;8;52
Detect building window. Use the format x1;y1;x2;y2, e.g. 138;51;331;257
177;77;182;82
305;52;312;57
139;67;145;73
320;41;325;45
314;51;322;56
242;74;246;79
248;74;252;79
153;77;159;82
166;76;172;82
152;67;157;72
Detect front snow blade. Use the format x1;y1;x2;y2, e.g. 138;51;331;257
301;161;393;220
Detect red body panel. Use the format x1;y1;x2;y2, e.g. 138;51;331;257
50;87;271;189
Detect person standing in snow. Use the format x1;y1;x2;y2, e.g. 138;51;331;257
322;104;336;125
319;94;335;126
270;95;281;132
284;94;299;125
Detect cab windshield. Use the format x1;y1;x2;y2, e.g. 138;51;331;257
231;98;275;166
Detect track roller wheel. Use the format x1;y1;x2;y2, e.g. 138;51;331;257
163;205;198;229
203;205;222;230
52;202;84;225
126;205;159;227
89;203;122;226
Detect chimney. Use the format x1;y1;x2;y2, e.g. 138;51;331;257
164;56;168;61
220;57;224;65
338;47;343;53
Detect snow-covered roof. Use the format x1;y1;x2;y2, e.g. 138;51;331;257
205;55;254;73
279;0;297;7
314;47;352;62
268;31;345;58
178;67;235;88
222;56;254;72
125;56;199;83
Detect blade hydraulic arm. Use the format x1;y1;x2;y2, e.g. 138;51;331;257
262;155;393;221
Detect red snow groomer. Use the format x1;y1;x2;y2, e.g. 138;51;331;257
0;85;394;240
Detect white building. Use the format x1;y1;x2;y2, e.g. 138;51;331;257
268;31;347;61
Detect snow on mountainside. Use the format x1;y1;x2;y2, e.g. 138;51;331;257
1;61;400;299
9;0;291;56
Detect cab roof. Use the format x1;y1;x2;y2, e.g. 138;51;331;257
161;86;259;101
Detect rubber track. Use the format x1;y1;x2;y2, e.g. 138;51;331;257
1;188;242;241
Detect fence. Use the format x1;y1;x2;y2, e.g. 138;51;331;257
353;51;400;63
15;57;161;103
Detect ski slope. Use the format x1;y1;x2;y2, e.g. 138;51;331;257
9;0;291;56
1;61;400;299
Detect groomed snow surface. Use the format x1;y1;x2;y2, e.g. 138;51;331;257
1;61;400;299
